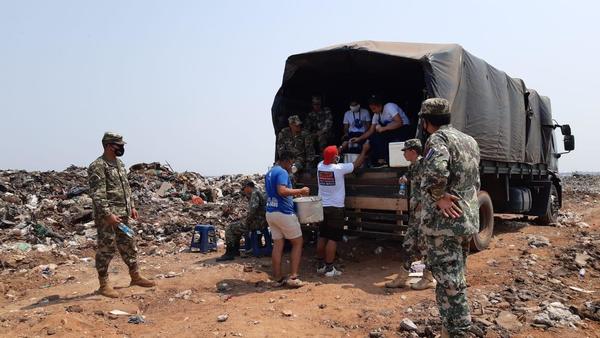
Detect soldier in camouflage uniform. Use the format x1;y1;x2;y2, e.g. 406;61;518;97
277;115;315;172
88;132;155;298
385;138;435;290
304;96;333;152
217;180;267;261
419;98;480;337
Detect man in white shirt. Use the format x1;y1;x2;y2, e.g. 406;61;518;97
316;145;367;277
350;94;412;167
341;99;371;154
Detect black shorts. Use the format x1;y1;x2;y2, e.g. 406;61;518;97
319;207;345;242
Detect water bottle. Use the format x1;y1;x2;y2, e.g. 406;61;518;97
117;223;135;238
398;182;407;197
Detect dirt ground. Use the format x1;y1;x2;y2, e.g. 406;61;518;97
1;198;599;338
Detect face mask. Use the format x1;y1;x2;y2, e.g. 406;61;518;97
113;145;125;157
291;164;298;174
349;104;360;113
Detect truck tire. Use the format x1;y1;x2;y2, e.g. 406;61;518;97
471;191;494;251
538;184;559;225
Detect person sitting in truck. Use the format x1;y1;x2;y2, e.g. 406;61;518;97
277;115;315;173
340;98;371;154
350;94;411;167
304;95;334;153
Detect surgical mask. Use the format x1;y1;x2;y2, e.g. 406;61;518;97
349;104;360;113
113;144;125;157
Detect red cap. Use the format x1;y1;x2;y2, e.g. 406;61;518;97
323;146;338;165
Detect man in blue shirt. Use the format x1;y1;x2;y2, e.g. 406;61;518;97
266;150;310;287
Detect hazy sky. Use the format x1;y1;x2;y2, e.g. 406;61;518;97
1;0;598;175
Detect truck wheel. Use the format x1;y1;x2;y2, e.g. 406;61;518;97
538;184;559;225
471;191;494;251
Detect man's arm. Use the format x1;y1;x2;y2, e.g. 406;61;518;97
421;136;462;218
277;185;309;197
342;123;350;138
352;124;375;143
352;143;370;170
244;191;260;225
378;114;403;132
88;162;112;218
421;136;450;202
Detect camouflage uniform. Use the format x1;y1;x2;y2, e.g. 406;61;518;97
305;107;333;151
420;98;480;337
402;155;425;259
277;125;315;171
88;154;138;277
225;188;267;248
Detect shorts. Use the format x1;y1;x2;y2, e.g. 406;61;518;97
266;212;303;240
319;207;345;242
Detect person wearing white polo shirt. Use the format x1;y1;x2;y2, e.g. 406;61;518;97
350;94;411;167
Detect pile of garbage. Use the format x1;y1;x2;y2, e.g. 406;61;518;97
562;173;600;197
0;163;263;256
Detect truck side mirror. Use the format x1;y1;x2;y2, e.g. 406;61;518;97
564;135;575;151
560;124;571;136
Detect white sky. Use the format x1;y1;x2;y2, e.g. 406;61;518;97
0;0;597;175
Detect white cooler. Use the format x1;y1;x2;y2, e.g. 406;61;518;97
389;142;411;167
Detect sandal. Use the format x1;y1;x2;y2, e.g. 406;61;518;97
285;276;304;288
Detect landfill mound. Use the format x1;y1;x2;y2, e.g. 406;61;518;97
562;173;600;197
0;163;263;259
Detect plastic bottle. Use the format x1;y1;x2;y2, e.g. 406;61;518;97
117;223;135;238
398;182;407;197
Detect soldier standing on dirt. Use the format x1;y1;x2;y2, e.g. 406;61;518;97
385;138;435;290
217;180;267;261
419;99;481;337
277;115;315;173
88;132;156;298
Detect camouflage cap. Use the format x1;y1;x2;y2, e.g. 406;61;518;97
401;138;422;151
418;98;450;116
288;115;302;125
240;180;255;191
101;132;126;145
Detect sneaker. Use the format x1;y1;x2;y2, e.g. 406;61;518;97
285;277;304;288
324;266;342;277
316;263;327;274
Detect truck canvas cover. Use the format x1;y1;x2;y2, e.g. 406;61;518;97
272;41;553;165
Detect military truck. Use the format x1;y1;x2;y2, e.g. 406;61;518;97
270;41;575;250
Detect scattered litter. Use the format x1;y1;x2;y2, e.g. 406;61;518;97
109;310;131;316
128;315;145;324
569;286;595;294
217;314;228;322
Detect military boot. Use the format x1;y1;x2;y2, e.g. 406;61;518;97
97;276;119;298
216;245;237;261
129;270;156;287
385;266;409;288
411;267;436;290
